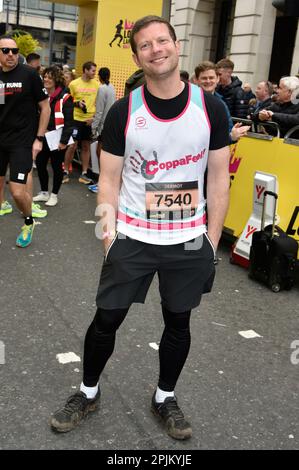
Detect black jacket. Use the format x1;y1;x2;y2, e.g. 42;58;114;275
267;101;299;137
249;97;273;119
216;76;248;119
48;88;74;145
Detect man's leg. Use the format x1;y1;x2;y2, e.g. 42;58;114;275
10;180;31;216
10;179;35;248
78;139;93;184
80;140;91;174
63;142;77;182
151;307;193;440
50;307;129;432
0;176;5;204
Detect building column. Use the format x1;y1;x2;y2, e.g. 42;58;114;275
170;0;215;74
229;0;276;87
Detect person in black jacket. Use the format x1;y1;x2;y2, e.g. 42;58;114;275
248;81;273;128
216;58;248;119
33;66;74;206
259;76;299;137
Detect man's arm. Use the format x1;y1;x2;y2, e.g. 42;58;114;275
32;99;51;160
206;146;230;250
97;150;124;252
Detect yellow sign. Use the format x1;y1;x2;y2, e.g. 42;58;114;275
49;0;163;98
94;0;163;98
225;134;299;257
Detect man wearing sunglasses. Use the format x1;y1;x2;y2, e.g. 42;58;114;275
0;36;50;247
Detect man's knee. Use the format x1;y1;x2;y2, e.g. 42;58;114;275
94;307;128;333
10;182;27;200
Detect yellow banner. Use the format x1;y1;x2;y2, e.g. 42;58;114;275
225;135;299;256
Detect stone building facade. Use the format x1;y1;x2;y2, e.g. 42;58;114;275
169;0;299;87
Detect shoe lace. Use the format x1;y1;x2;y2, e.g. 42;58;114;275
161;398;185;422
63;393;88;415
22;224;32;239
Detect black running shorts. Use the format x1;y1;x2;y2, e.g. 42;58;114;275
0;146;33;184
72;120;92;142
96;233;216;312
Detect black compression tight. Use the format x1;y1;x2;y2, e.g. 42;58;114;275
158;307;191;391
83;306;191;390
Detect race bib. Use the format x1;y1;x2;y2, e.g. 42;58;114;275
145;181;198;221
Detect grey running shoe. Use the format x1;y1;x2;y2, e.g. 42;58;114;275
151;394;192;440
79;173;93;185
50;390;100;433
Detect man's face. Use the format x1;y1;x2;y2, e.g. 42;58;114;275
217;67;232;86
255;82;267;101
196;69;219;93
0;38;19;71
277;80;292;103
28;59;41;72
84;66;96;79
132;22;180;80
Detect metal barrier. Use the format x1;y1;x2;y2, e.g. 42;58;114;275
224;122;299;258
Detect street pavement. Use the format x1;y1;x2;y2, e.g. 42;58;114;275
0;169;298;451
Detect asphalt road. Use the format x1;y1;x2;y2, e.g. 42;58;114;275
0;169;298;451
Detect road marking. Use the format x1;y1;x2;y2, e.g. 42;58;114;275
56;352;81;364
212;322;227;327
149;342;159;351
239;330;262;339
83;220;96;224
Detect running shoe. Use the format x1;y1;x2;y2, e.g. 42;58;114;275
50;390;101;433
45;193;58;207
33;191;49;202
62;171;69;184
151;394;192;440
88;184;98;194
16;222;35;248
32;203;47;218
0;200;13;216
79;173;93;185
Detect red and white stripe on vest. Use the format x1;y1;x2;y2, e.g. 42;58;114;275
54;94;71;129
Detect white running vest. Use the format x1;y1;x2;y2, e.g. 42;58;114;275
117;83;211;245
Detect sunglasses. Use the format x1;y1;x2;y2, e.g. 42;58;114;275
0;47;19;55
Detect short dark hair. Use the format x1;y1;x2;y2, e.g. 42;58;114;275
194;61;216;79
216;58;235;70
130;15;177;54
26;52;40;63
42;65;65;88
0;34;17;43
180;70;189;81
98;67;110;84
82;61;96;72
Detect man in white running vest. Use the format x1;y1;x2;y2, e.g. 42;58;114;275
50;15;230;440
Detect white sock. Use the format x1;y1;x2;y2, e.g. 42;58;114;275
80;382;98;399
155;386;175;403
